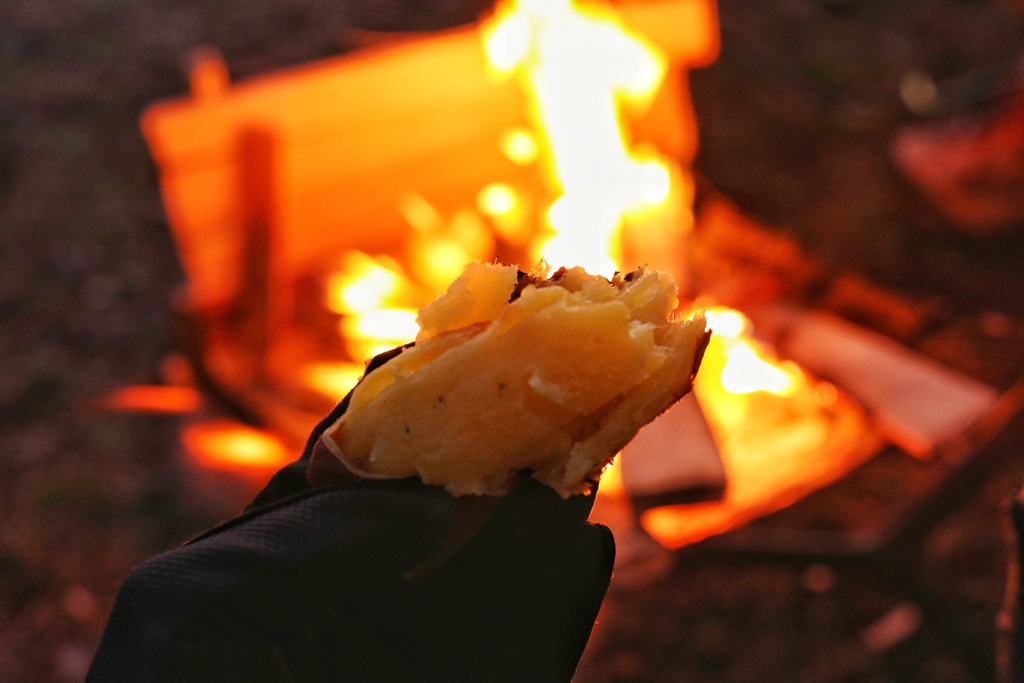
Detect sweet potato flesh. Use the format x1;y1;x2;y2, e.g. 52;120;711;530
323;262;708;497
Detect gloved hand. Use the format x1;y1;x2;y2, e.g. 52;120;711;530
86;374;615;683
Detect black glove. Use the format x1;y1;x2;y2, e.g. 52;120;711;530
86;386;615;682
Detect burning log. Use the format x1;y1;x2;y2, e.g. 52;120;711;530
638;306;882;550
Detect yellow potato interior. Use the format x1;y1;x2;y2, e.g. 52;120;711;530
323;263;707;497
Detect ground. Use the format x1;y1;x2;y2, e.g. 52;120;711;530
2;0;1024;681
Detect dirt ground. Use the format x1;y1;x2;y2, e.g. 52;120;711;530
2;0;1024;681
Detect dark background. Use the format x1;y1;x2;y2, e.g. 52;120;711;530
2;0;1024;680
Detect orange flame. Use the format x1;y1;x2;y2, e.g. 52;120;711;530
304;362;365;400
98;384;202;414
326;251;420;362
401;194;495;293
703;307;801;396
183;420;292;472
695;307;805;433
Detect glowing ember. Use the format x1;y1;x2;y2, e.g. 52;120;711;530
98;384;202;414
304;362;364;399
183;420;292;472
326;252;404;316
482;0;674;276
325;251;420;362
499;127;540;165
477;182;519;216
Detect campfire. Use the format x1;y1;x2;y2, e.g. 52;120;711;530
134;0;1001;552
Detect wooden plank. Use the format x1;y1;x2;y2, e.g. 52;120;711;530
142;28;527;310
620;393;726;503
752;305;1000;457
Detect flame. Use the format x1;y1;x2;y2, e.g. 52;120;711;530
183;420;292;472
316;0;684;382
720;343;796;395
326;252;404;316
477;182;532;245
403;196;496;293
695;306;806;437
304;362;365;399
499;128;540;165
598;454;625;498
702;307;800;396
294;10;855;554
341;308;419;360
635;306;876;550
482;0;673;276
477;182;519;216
325;251;420;362
703;307;746;338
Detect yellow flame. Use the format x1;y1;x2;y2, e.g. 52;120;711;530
692;306;809;457
342;308;419;341
482;0;672;276
410;238;477;293
598;454;625;498
304;362;364;399
183;420;291;472
324;251;421;363
703;308;748;339
340;308;419;360
478;183;532;245
404;199;495;293
326;252;404;315
720;342;796;395
700;307;801;398
477;183;519;216
499;128;540;165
